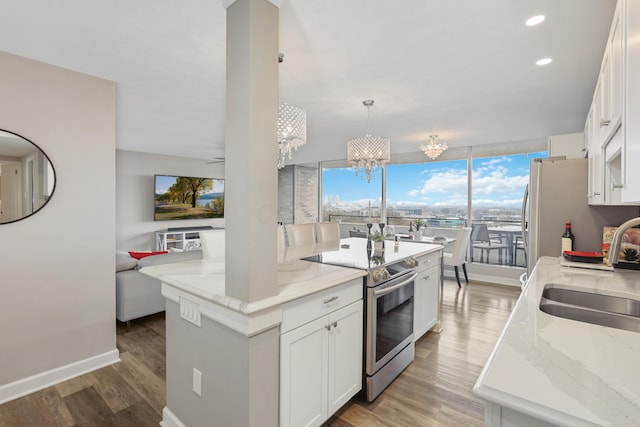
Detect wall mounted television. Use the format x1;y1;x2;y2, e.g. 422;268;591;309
154;174;225;221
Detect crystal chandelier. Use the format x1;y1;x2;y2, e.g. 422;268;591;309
420;134;448;160
277;103;307;169
347;100;391;183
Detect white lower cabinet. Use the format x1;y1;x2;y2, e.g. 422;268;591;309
484;402;556;427
280;280;363;427
413;251;441;341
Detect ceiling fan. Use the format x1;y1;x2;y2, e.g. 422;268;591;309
206;157;225;164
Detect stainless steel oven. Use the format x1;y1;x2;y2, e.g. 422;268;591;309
365;269;417;401
302;239;420;402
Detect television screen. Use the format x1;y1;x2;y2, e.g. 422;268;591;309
154;174;224;221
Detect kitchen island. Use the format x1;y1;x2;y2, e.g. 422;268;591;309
474;256;640;426
141;238;442;427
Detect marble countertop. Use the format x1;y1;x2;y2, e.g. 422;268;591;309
473;256;640;426
141;238;440;336
305;237;443;270
140;257;366;316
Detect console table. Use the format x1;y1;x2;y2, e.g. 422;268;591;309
156;227;218;251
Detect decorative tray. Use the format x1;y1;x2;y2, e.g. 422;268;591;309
559;256;613;271
562;251;604;263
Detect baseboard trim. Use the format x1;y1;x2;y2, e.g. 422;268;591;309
468;273;520;287
442;271;520;287
0;349;120;405
161;407;187;427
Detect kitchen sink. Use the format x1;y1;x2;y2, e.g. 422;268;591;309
539;285;640;333
541;286;640;317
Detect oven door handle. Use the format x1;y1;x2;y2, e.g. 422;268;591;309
372;272;417;297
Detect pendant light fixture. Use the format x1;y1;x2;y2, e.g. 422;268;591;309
420;134;448;160
276;52;307;169
277;102;307;169
346;100;391;183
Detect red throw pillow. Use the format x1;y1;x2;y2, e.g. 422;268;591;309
128;251;168;260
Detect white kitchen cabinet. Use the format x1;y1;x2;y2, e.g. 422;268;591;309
413;251;441;341
588;80;605;205
623;0;640;203
608;2;624;132
586;0;640;204
604;128;624;204
280;279;363;427
484;401;557;427
597;1;623;146
547;133;585;159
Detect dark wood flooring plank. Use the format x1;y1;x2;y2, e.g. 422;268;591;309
111;399;160;427
62;386;115;427
0;387;73;427
111;351;166;415
55;374;95;398
116;326;166;381
90;365;144;413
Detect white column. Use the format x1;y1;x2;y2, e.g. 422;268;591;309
224;0;279;303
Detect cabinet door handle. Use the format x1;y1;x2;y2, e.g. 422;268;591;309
323;296;339;304
600;119;611;127
325;324;332;331
332;321;338;328
423;275;430;280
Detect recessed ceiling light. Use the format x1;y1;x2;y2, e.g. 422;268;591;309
526;15;546;26
536;58;553;66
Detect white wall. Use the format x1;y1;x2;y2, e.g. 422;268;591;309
116;150;225;251
0;51;117;401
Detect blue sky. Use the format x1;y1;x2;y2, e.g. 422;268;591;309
322;152;547;208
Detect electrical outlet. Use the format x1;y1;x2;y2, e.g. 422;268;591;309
193;368;202;396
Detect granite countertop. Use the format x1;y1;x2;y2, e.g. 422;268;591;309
474;256;640;426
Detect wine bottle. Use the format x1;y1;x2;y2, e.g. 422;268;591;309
561;221;574;254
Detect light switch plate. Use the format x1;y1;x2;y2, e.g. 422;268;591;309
193;368;202;396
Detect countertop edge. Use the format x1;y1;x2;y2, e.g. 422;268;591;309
473;256;640;426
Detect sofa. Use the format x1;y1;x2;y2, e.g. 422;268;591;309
116;250;203;324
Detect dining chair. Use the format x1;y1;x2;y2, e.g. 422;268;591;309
513;234;527;267
277;224;286;251
443;227;472;287
315;222;341;243
471;223;509;264
199;229;225;259
284;223;317;247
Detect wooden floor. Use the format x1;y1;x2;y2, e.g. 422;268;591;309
0;280;520;427
325;281;521;427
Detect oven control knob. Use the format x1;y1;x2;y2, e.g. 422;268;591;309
406;257;418;268
371;268;390;283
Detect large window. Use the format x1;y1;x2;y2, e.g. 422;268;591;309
471;153;545;224
470;152;547;267
386;160;468;228
319;148;548;274
321;167;383;224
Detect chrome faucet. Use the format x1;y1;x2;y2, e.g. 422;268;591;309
607;217;640;266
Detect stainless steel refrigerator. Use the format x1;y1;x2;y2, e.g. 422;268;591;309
523;157;639;276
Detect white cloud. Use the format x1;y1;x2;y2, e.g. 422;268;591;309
400;158;528;207
479;156;513;166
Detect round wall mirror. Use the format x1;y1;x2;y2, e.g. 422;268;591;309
0;129;56;224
